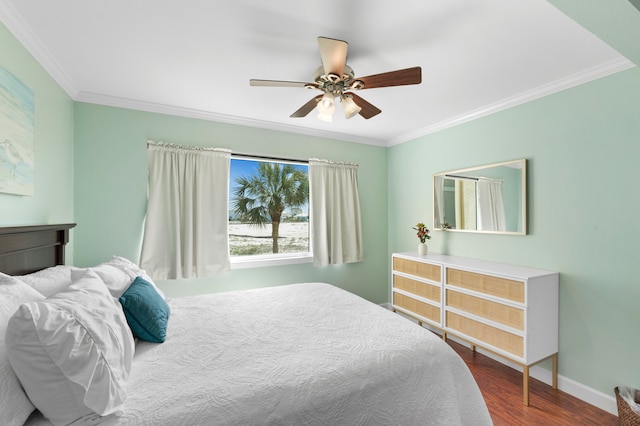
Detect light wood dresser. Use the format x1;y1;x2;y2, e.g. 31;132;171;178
391;252;559;405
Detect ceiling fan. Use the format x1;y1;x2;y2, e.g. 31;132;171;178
250;36;422;122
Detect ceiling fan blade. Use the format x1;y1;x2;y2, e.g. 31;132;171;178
318;36;348;76
250;79;314;88
290;95;323;118
348;92;382;119
357;66;422;90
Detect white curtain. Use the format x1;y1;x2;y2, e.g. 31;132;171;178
433;175;445;228
309;159;363;267
476;178;506;232
140;141;231;279
455;179;477;230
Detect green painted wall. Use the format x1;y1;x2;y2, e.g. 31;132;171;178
73;103;389;303
388;66;640;398
3;6;639;406
547;0;640;67
0;22;75;259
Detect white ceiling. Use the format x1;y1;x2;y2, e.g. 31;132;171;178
0;0;634;146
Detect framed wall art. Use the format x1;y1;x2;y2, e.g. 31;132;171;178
0;66;34;196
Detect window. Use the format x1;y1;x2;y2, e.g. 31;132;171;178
228;155;310;266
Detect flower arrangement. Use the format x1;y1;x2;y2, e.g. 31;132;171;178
412;222;431;243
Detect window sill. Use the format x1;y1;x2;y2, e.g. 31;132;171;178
230;253;313;270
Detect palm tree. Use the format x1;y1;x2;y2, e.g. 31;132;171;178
232;162;308;253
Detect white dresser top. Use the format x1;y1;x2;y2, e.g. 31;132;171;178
393;252;557;280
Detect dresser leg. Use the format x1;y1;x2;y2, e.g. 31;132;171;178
523;365;530;406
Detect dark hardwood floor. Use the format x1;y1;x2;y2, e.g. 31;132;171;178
448;340;618;425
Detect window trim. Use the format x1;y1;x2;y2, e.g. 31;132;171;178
230;252;313;270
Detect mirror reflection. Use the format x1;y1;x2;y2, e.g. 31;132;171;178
433;159;526;235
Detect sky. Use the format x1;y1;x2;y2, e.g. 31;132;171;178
229;158;309;216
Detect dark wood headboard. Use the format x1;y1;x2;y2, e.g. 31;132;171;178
0;223;76;275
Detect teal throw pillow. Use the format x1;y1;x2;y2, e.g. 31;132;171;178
119;276;170;343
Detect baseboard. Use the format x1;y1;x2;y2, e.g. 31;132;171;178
456;338;618;416
382;305;618;416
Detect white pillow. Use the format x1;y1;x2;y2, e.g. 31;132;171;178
0;273;44;426
74;263;132;298
17;265;78;297
74;255;165;300
5;270;135;426
108;256;165;299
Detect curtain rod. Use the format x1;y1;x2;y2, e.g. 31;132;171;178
147;141;356;166
147;140;231;153
309;158;358;167
147;141;302;162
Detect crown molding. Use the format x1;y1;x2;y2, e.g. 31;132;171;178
75;91;386;147
388;56;636;146
0;0;78;97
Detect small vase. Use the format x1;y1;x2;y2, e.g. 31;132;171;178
418;242;428;256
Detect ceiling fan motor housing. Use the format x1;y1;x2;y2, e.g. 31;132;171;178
311;65;364;96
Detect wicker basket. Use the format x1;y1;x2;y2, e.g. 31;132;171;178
615;387;640;426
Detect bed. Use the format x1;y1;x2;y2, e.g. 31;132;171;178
0;224;492;426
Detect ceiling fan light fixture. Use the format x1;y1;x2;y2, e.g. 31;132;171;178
341;95;361;119
316;92;336;122
317;92;335;112
316;110;333;123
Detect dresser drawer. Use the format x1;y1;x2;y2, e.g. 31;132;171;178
446;268;524;303
393;257;441;282
394;275;441;303
446;290;524;330
446;311;523;357
393;293;440;323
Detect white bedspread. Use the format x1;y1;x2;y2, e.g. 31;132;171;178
25;283;491;426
